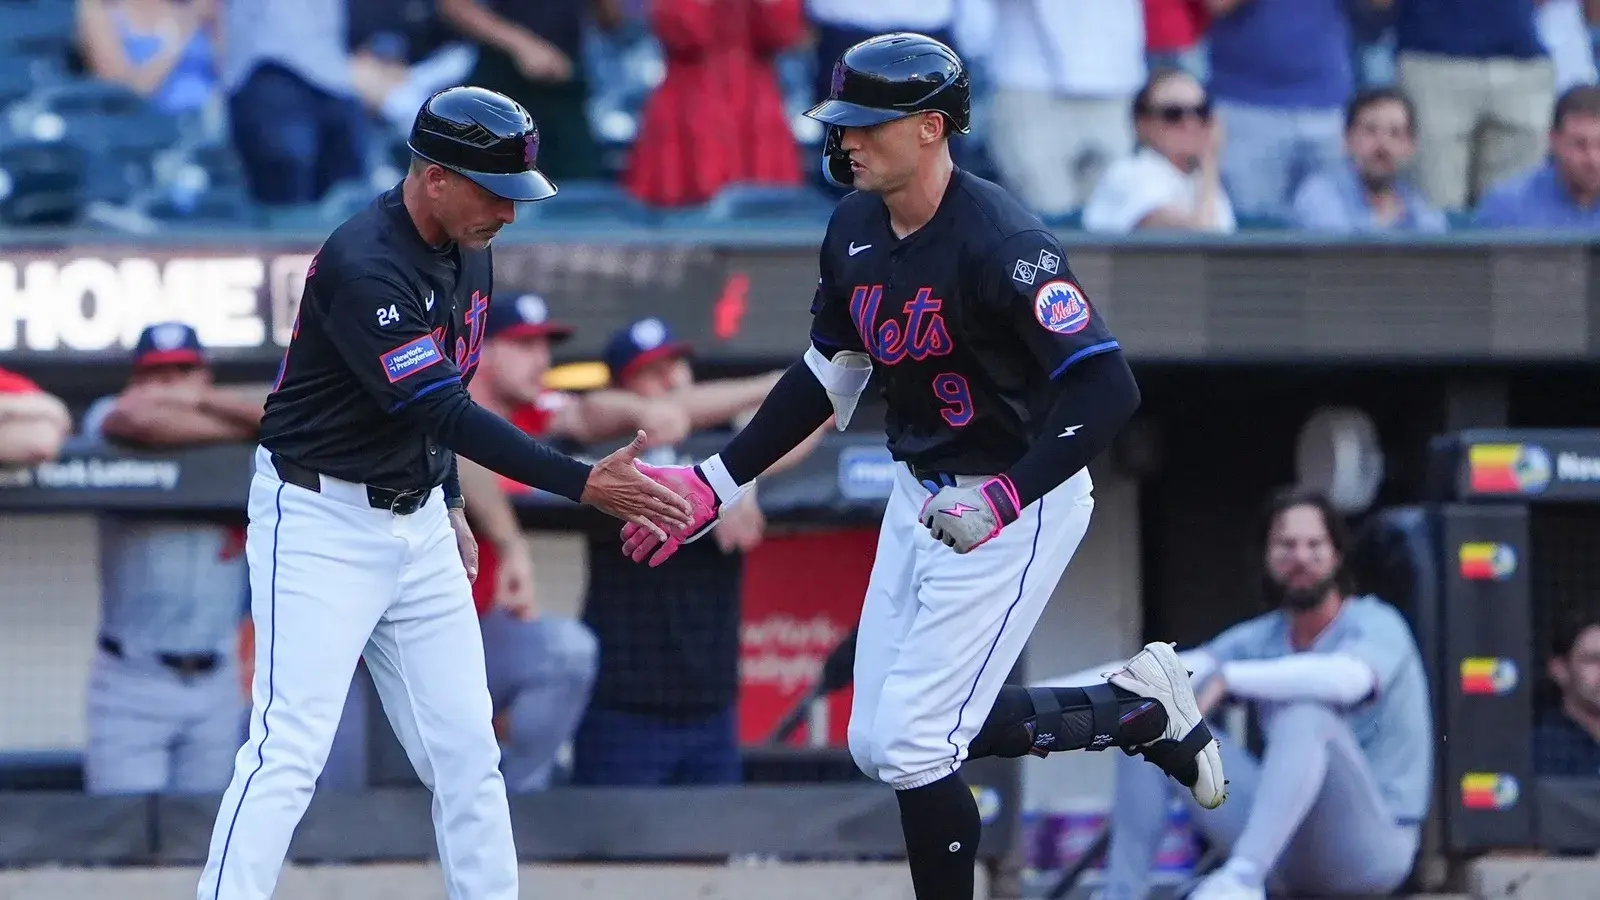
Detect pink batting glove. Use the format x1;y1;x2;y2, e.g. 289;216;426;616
619;463;722;567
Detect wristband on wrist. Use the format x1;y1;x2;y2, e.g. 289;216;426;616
697;453;747;506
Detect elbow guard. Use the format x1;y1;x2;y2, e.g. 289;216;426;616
803;345;872;431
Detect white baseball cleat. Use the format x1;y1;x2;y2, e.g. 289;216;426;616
1185;869;1266;900
1106;641;1228;810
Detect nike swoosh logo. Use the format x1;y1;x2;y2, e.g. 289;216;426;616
848;242;872;256
1059;425;1082;438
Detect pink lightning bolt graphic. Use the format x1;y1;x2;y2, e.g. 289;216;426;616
941;502;980;517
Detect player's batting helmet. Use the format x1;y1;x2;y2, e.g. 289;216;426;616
805;32;972;188
407;86;558;202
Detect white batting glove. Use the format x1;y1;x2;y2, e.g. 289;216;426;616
918;476;1022;554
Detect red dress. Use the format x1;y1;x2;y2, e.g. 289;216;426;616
1143;0;1209;54
624;0;806;208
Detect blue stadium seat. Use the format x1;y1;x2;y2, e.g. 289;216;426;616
0;136;86;225
1043;209;1084;230
20;80;182;159
0;0;75;57
1446;209;1477;230
143;183;256;224
1235;213;1291;230
259;202;345;233
0;56;37;109
696;182;835;223
318;178;384;220
517;179;651;224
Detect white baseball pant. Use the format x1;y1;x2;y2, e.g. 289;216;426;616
848;462;1095;789
196;446;516;900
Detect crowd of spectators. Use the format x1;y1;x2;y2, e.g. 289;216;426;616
2;0;1599;230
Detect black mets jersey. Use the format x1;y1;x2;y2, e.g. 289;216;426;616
259;185;492;491
809;168;1120;477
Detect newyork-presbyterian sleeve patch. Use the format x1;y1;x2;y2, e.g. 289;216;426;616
381;335;444;383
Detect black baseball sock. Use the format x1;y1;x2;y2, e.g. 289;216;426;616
896;772;982;900
967;684;1167;759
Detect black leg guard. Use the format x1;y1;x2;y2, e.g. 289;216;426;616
967;685;1167;761
1123;717;1216;791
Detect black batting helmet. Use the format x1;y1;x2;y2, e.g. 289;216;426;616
407;86;557;202
805;33;971;188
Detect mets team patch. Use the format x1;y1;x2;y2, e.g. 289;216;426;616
381;335;444;383
1033;280;1091;334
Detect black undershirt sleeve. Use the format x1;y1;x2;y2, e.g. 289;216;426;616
1002;349;1140;508
718;358;834;486
404;384;593;503
443;455;463;508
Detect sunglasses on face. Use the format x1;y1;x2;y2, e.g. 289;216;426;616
1145;101;1213;124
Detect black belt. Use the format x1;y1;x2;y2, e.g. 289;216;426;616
99;636;219;675
270;452;430;515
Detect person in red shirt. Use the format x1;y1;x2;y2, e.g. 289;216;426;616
0;365;71;465
1143;0;1210;78
460;293;693;791
623;0;807;207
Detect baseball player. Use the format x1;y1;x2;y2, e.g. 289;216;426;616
1057;488;1432;900
79;323;262;796
620;34;1225;900
195;86;692;900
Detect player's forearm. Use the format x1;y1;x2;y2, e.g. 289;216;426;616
102;403;256;447
198;387;267;432
1220;655;1377;705
437;0;544;55
457;456;524;547
705;359;833;491
416;391;592;503
0;391;71;431
562;390;657;443
670;371;784;430
1002;350;1139;508
0;421;67;464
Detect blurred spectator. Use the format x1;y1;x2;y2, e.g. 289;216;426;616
985;0;1145;219
1083;69;1236;233
1536;0;1600;93
1051;488;1431;900
222;0;368;205
572;316;827;786
74;0;221;118
347;0;478;138
439;0;623;181
806;0;956;111
1474;84;1600;228
623;0;806;208
1536;610;1600;776
0;367;71;465
1394;0;1554;211
1205;0;1359;220
1291;88;1446;233
1143;0;1209;78
459;295;693;791
78;322;267;795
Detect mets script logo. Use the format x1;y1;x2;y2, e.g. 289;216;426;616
849;285;953;364
1033;280;1091;335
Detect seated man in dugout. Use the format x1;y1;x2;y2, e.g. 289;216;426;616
1044;488;1433;900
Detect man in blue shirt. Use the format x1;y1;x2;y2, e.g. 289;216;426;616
1395;0;1554;210
1291;88;1446;233
1535;611;1600;776
80;323;269;795
1475;84;1600;228
1204;0;1359;219
1042;488;1433;900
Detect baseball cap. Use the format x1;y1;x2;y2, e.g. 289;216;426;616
132;322;205;368
485;293;574;343
603;317;692;384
